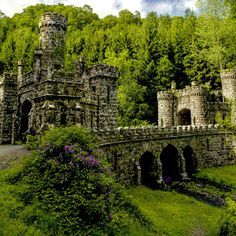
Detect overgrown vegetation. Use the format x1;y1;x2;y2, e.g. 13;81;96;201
0;126;154;235
1;126;236;235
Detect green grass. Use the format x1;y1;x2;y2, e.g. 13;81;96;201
0;155;230;236
128;186;224;236
195;164;236;190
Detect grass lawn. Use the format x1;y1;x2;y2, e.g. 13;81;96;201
128;186;224;236
195;164;236;190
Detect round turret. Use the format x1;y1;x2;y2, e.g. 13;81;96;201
190;84;207;125
157;91;176;127
221;70;236;101
39;12;67;69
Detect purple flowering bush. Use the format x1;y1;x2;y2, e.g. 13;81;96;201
14;126;133;235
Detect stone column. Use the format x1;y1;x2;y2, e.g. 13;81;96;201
156;157;163;184
179;153;189;180
134;160;141;185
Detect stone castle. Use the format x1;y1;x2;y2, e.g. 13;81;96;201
157;74;236;128
1;12;236;187
0;12;118;144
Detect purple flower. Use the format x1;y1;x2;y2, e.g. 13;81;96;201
108;213;112;221
78;154;100;167
64;145;74;154
84;156;100;167
68;160;74;167
163;176;172;184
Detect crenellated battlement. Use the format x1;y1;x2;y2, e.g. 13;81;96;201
39;12;67;30
220;69;236;79
88;64;118;79
0;74;16;87
96;124;222;144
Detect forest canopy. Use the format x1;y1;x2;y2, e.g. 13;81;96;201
0;1;235;126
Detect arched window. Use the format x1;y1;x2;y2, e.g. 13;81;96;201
20;100;32;133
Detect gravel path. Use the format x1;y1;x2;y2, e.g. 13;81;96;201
0;145;31;170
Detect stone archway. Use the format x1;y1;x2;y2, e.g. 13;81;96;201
178;109;191;125
160;144;181;181
139;151;157;188
183;145;197;177
20;100;32;134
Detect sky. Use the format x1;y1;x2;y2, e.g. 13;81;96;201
1;0;198;18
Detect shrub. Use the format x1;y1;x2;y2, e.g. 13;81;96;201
219;198;236;236
11;126;138;235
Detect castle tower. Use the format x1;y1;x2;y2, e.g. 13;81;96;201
88;64;118;130
0;73;17;144
221;70;236;101
190;82;207;126
157;91;176;127
221;70;236;125
39;12;67;69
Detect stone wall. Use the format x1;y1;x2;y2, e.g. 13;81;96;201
98;125;236;185
0;73;17;144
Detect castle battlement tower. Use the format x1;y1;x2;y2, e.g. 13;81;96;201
157;91;176;127
39;12;67;69
221;70;236;101
221;69;236;125
189;82;207;126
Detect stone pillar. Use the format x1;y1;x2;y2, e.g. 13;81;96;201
156;157;163;184
134;160;141;185
17;60;24;88
179;153;189;180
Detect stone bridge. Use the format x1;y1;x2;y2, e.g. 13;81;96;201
95;125;236;187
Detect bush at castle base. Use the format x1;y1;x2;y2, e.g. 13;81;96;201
219;198;236;236
15;126;129;235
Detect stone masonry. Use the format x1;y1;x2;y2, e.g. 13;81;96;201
0;12;118;144
0;12;236;187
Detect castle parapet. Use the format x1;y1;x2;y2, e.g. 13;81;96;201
88;64;118;79
97;124;222;145
39;12;67;31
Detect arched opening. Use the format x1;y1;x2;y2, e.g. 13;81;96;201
60;113;67;126
183;146;197;177
139;151;157;188
160;144;181;181
178;109;191;125
20;100;32;134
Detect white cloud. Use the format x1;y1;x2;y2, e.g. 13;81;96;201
141;1;174;15
0;0;197;18
184;0;197;10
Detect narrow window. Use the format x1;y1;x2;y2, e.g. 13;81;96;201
107;86;110;104
206;139;209;151
90;112;94;128
80;112;84;125
193;117;196;125
221;137;225;150
161;118;163;126
60;113;67;126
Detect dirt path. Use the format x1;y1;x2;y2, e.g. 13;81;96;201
0;145;31;170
